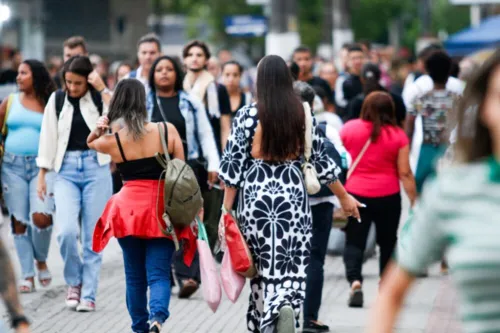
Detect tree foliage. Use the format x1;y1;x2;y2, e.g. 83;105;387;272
154;0;471;53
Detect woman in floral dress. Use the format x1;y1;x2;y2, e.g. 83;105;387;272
219;55;361;333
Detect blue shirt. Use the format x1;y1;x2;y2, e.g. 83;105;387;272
4;94;44;155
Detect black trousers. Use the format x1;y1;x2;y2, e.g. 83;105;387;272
343;192;401;284
303;202;334;322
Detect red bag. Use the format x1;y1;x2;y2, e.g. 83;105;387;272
223;213;257;278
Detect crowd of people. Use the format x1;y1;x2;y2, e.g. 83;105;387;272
0;30;497;333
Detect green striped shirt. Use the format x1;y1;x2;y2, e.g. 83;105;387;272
398;159;500;333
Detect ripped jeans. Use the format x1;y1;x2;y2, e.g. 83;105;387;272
1;152;55;279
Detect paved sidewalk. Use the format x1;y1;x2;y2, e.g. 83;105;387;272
0;215;461;333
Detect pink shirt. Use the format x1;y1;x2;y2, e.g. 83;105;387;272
341;119;409;198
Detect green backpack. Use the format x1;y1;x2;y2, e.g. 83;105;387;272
155;123;203;250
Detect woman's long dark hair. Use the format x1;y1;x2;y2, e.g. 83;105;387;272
107;79;147;140
149;55;184;93
62;55;95;92
257;55;304;161
22;60;56;106
360;91;397;141
455;49;500;163
361;63;383;96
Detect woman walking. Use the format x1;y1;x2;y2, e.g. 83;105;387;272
91;79;193;333
37;55;113;312
0;59;56;293
219;55;362;333
340;91;417;308
368;49;500;333
148;55;219;297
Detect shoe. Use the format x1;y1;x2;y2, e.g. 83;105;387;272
178;279;199;299
277;305;296;333
149;321;161;333
76;300;95;312
65;285;81;309
303;320;330;332
348;281;363;308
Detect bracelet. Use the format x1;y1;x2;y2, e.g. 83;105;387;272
221;206;230;214
11;315;29;328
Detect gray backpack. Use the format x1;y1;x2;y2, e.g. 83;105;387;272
155;123;203;250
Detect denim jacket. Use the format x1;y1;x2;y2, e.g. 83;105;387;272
147;90;220;172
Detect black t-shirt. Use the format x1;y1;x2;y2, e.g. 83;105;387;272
152;95;187;158
342;75;363;105
0;69;17;84
208;84;231;154
66;95;91;151
307;77;333;104
345;90;407;126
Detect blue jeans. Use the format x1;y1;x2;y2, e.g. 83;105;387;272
118;237;175;333
303;202;333;323
54;150;112;303
1;152;55;279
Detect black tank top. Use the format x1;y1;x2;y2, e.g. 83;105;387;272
115;124;169;181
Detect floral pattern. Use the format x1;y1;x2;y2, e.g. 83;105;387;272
219;105;339;332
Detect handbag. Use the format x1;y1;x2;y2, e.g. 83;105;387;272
196;218;222;312
302;102;321;195
333;137;371;226
220;250;245;303
219;212;257;279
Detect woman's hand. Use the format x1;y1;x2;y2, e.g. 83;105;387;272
208;172;219;189
37;171;47;201
87;70;106;93
96;116;109;131
339;193;364;221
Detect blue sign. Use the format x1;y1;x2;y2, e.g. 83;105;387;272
224;15;268;37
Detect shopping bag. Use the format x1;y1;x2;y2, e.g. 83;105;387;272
396;209;414;260
222;212;257;278
197;218;221;312
220;250;245;303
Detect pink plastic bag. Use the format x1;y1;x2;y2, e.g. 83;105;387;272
197;219;221;312
220;250;245;303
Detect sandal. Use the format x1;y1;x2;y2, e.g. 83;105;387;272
19;279;35;293
38;269;52;287
149;321;161;333
178;279;199;299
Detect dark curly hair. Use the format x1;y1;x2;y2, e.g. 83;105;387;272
22;60;57;106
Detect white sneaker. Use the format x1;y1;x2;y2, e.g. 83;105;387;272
65;285;81;309
76;300;96;312
277;306;296;333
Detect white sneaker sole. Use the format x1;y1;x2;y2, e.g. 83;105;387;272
277;306;296;333
66;300;79;310
76;305;95;312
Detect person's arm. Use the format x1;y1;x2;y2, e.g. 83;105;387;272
327;181;363;220
191;96;220;173
0;97;8;131
0;238;30;332
167;123;185;161
87;116;110;151
222;186;238;212
404;114;416;143
36;93;58;171
398;145;417;205
367;263;415;333
88;71;112;105
220;115;232;150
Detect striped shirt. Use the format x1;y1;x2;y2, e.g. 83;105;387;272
398;158;500;333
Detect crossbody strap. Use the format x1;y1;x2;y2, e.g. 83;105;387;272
347;138;371;179
303;102;313;161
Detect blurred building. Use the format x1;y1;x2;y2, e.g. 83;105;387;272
1;0;152;61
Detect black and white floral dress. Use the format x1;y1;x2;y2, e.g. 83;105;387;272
219;105;340;332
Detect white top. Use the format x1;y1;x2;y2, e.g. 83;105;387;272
402;75;465;110
37;91;111;172
309;123;352;207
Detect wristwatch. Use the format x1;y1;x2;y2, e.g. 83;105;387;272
12;315;29;328
99;87;110;95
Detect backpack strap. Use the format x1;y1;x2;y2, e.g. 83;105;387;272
2;94;14;137
155;122;170;168
55;89;66;118
90;90;103;115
